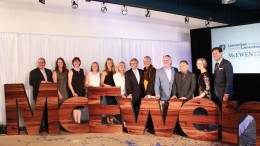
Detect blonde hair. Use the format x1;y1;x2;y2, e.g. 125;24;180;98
116;61;126;72
90;62;99;72
103;58;116;74
196;58;207;68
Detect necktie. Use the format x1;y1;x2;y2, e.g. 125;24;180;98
215;63;219;70
41;69;47;81
181;73;185;83
134;70;140;84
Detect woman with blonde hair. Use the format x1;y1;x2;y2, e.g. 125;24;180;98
85;62;100;88
101;58;116;124
113;61;126;97
195;58;211;99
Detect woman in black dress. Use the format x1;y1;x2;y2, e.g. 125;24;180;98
68;57;85;123
101;58;116;124
195;58;211;99
194;58;215;131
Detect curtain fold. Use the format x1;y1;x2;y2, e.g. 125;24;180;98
0;32;191;125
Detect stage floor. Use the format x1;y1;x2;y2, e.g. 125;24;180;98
0;131;232;146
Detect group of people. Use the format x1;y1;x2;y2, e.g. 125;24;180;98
29;47;233;132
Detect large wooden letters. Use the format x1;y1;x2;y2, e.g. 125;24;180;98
88;87;122;133
222;101;260;146
4;84;260;145
179;98;221;141
5;83;59;135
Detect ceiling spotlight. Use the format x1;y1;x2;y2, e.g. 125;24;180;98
101;2;107;13
205;20;210;27
145;9;151;17
39;0;45;4
205;18;212;27
122;5;127;15
222;0;236;4
71;0;78;9
185;16;189;24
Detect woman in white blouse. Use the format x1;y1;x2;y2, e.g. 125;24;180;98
113;61;126;97
85;62;100;87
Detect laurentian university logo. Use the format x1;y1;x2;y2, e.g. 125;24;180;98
219;44;226;51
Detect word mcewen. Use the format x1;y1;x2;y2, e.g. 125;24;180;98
4;83;260;145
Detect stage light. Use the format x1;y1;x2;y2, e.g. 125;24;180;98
122;5;127;15
145;9;151;17
71;0;78;9
205;18;212;27
101;2;107;13
222;0;236;4
39;0;45;4
185;16;189;24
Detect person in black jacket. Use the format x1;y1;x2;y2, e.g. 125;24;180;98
143;56;156;133
125;58;144;119
29;57;53;132
212;47;233;108
29;57;53;102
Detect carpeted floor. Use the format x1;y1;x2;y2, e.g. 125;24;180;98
0;131;233;146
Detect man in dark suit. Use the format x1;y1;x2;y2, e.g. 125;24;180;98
171;60;196;101
125;58;144;119
143;56;156;97
143;56;156;132
29;57;53;102
212;47;234;105
29;58;53;132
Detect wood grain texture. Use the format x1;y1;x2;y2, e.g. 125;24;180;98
152;99;182;137
118;98;183;137
59;97;89;133
222;101;260;146
179;98;221;141
5;83;59;135
88;87;122;134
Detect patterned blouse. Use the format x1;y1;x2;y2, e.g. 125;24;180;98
198;72;211;99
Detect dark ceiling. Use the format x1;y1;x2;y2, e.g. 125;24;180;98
93;0;260;25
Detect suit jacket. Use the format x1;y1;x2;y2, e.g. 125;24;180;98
29;67;53;101
143;66;156;96
172;71;196;100
125;68;144;103
154;66;178;101
214;58;234;100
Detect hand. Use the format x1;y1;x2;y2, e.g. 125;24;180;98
144;95;148;98
41;81;48;83
223;94;229;101
122;95;126;98
171;96;177;99
179;97;187;100
155;94;160;99
73;93;78;97
59;96;63;100
127;94;132;99
194;96;202;98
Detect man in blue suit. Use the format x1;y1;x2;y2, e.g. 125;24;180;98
212;47;233;105
154;55;178;121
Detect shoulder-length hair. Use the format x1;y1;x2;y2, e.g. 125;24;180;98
55;57;68;72
103;58;116;74
90;62;99;72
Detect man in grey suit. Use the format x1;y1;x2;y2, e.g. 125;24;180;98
171;60;196;101
212;47;234;104
154;55;178;121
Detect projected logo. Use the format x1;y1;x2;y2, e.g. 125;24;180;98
219;44;226;51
